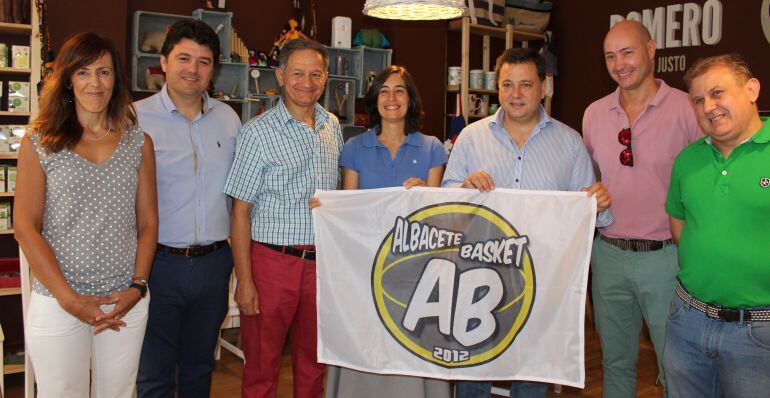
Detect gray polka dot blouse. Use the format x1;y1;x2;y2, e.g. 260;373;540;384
30;127;144;297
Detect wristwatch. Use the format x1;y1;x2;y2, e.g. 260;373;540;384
130;276;149;298
130;282;148;298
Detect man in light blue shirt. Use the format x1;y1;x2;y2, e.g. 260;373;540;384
134;20;241;398
445;48;612;398
224;39;342;398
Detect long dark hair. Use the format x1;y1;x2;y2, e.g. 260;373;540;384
31;32;136;153
363;65;424;134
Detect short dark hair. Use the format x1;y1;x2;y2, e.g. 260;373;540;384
161;19;221;64
278;38;330;71
495;48;546;82
684;53;754;89
364;65;424;135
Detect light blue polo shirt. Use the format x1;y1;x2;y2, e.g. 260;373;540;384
340;129;447;189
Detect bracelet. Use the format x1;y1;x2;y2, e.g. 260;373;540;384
131;276;148;286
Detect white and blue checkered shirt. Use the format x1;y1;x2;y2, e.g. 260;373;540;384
224;98;343;245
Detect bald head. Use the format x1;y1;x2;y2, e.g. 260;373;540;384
605;20;652;48
603;20;657;91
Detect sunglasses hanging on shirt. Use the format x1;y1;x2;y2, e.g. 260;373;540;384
618;128;633;167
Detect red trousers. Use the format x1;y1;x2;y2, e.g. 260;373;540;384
241;242;325;398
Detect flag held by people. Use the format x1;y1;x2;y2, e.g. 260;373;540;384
313;187;596;388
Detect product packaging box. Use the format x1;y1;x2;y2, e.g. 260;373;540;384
11;45;29;68
0;43;7;67
7;166;16;192
0;202;10;230
8;81;30;113
0;257;21;289
0;126;10;153
0;166;6;193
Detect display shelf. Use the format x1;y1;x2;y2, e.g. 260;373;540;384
0;287;20;296
0;22;32;35
131;54;162;92
192;9;232;61
323;76;357;126
0;229;13;235
3;363;24;375
0;67;31;74
0;154;18;160
212;62;248;99
447;86;497;95
0;193;14;197
359;46;392;97
131;11;194;55
0;111;30;117
247;67;280;97
241;95;280;124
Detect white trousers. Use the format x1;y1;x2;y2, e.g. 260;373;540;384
26;292;149;398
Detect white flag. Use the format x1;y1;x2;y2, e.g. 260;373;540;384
313;187;596;388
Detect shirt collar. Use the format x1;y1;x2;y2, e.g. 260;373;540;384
362;127;422;148
159;84;213;117
702;121;770;146
608;79;671;110
276;97;330;131
489;105;551;138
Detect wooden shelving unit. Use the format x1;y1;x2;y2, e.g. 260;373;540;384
0;8;39;398
446;18;547;130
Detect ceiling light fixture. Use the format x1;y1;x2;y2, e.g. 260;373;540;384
363;0;466;21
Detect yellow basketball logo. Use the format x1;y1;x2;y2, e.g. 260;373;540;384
371;202;536;367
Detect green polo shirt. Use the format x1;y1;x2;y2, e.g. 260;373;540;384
666;122;770;308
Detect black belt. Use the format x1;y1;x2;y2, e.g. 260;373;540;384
157;240;228;257
260;242;316;260
676;283;770;322
599;234;673;252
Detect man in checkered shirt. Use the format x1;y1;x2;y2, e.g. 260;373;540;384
224;38;342;398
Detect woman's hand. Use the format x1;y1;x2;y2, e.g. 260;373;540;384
59;294;124;332
100;288;142;321
309;197;321;209
403;178;426;189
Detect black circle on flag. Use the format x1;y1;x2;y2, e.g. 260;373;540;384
371;202;536;368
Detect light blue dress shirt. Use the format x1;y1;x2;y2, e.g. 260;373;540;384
224;98;343;245
135;84;242;247
442;107;613;227
339;129;447;189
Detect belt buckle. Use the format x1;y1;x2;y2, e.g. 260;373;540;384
718;308;741;322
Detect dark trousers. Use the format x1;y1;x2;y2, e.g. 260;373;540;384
136;244;233;398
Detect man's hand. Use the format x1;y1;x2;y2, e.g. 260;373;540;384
235;279;260;316
461;171;495;192
582;182;611;212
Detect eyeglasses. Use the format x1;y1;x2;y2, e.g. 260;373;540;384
618;128;633;167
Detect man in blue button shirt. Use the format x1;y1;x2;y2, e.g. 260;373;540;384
134;20;242;398
444;48;612;398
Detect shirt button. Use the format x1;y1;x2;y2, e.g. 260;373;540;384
515;179;520;182
518;156;522;160
721;170;727;176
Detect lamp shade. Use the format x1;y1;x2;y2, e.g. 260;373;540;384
363;0;466;21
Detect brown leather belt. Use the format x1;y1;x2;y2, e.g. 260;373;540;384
260;242;316;260
676;283;770;322
599;234;673;252
157;240;228;257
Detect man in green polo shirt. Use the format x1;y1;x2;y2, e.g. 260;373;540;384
664;53;770;398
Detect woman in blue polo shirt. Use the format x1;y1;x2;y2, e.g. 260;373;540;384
326;65;449;397
339;65;447;190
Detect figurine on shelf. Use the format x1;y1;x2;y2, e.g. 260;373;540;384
248;49;258;66
258;51;268;67
267;19;308;68
333;82;349;123
144;65;165;91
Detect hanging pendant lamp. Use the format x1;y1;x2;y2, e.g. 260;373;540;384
362;0;466;21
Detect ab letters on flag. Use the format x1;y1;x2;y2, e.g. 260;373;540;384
313;187;597;388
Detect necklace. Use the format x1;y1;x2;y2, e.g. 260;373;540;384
84;126;112;141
